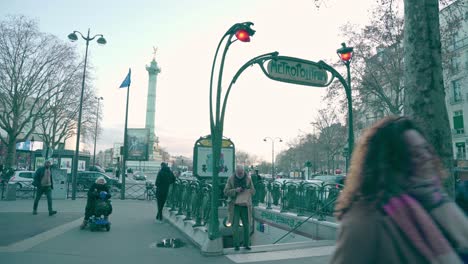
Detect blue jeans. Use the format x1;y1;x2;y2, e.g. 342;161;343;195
33;186;53;212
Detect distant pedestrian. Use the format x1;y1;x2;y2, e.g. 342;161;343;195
224;165;255;251
330;116;468;263
155;162;175;222
32;160;57;216
455;176;468;215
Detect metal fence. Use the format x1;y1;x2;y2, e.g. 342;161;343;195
164;177;343;230
166;179;213;227
0;180;156;201
1;181;37;200
64;181;157;201
2;177;343;222
254;180;343;220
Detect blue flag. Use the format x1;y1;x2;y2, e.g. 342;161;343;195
119;69;131;88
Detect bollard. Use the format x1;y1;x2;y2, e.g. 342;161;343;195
5;183;17;201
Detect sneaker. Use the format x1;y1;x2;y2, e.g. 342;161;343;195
32;211;37;215
155;219;163;224
234;246;240;251
245;246;251;250
49;210;57;216
80;221;87;230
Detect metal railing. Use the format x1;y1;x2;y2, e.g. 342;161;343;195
166;178;213;227
256;179;343;220
1;180;37;200
164;177;343;233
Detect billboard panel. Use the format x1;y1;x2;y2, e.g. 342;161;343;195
61;158;72;173
126;129;149;161
113;143;123;159
196;147;234;177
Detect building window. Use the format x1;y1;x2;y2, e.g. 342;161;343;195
454;110;465;134
452;79;462;102
456;142;466;160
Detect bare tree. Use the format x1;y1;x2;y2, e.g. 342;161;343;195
0;16;80;168
235;150;258;168
311;108;347;172
36;72;101;158
159;147;171;162
324;3;405;118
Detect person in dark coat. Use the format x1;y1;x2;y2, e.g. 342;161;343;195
455;176;468;215
80;176;112;229
32;160;57;216
155;162;175;222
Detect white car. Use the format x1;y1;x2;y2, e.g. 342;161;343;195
8;171;35;189
180;171;193;177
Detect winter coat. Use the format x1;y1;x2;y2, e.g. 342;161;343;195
224;175;256;228
33;167;54;189
87;183;111;200
456;180;468;214
155;167;176;197
330;199;468;264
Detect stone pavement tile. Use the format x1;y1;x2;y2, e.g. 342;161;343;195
0;212;82;246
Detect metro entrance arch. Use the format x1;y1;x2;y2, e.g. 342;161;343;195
208;21;354;242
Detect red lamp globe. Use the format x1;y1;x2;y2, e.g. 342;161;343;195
235;29;251;42
339;52;352;62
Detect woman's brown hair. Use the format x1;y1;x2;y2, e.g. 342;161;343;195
334;116;446;220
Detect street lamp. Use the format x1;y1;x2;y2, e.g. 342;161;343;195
208;22;255;240
336;43;354;172
92;96;103;166
263;137;282;178
68;29;106;200
342;146;349;174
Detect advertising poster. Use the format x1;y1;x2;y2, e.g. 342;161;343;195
60;158;72;173
113;143;123;159
78;160;86;171
196;147;234;177
126;129;149;161
35;157;45;170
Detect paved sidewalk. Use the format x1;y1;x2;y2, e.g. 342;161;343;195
0;199;332;264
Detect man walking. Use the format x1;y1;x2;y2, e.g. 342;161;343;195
155;162;175;222
32;160;57;216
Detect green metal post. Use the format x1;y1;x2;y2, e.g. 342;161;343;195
345;63;353;170
318;60;354;165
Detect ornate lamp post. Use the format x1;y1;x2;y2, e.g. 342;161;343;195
342;146;349;174
67;29;106;200
263;137;282;178
336;43;354;171
208;22;255;240
92;96;103;166
318;43;354;172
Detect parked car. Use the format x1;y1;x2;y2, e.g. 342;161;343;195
180;171;193;177
68;171;121;191
89;165;105;173
179;171;196;181
8;171;35;189
132;171;147;181
311;175;346;185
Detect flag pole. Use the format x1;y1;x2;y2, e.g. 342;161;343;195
121;69;131;200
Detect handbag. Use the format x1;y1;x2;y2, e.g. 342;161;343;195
235;189;251;206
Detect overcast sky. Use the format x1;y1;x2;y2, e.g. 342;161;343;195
1;0;376;161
